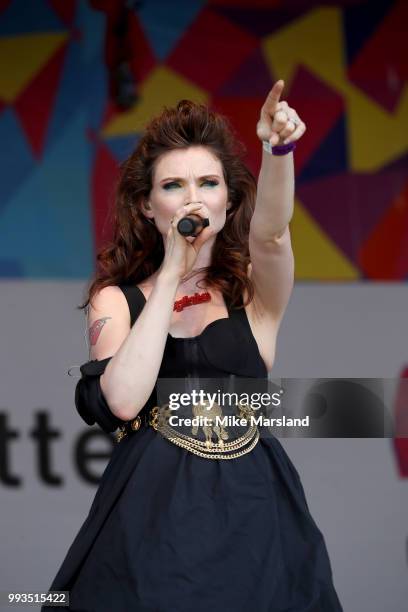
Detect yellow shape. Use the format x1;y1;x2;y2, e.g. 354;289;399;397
262;7;408;171
290;199;359;280
262;7;345;94
346;85;408;171
103;66;209;137
0;32;67;102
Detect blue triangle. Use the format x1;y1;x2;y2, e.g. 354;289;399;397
45;36;85;151
0;109;94;279
343;0;392;65
104;133;140;162
298;116;348;185
83;55;109;133
46;8;108;149
137;0;206;61
0;0;65;35
0;108;34;214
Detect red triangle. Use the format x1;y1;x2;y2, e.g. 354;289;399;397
14;41;68;159
210;95;265;175
47;0;76;26
127;10;156;83
91;142;120;251
393;366;408;478
348;0;408;112
359;182;408;279
167;7;258;93
286;66;345;174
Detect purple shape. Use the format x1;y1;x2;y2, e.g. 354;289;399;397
297;153;408;264
216;46;274;96
214;5;308;38
214;0;365;38
298;116;347;183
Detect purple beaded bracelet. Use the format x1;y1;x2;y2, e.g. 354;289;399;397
262;141;296;155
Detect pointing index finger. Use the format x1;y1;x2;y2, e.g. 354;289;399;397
263;80;285;114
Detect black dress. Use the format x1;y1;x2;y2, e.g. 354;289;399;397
43;285;343;612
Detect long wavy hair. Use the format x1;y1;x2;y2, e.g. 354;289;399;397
78;99;257;313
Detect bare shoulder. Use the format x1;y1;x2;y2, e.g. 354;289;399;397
90;284;123;305
87;285;131;361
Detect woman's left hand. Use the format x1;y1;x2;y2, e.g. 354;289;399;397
256;79;306;146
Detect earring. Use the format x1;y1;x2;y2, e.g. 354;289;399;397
145;217;156;226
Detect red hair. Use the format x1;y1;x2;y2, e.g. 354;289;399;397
78;99;257;312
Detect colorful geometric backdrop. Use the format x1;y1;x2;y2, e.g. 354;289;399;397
0;0;407;280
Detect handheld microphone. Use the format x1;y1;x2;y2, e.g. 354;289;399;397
177;214;209;237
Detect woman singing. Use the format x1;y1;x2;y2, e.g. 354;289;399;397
43;80;343;611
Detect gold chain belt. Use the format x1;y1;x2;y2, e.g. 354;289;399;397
116;401;260;460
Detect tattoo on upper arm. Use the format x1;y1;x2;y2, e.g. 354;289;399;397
89;317;112;346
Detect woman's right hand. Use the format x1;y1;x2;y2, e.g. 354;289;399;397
160;202;214;281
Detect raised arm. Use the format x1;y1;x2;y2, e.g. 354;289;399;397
249;80;306;324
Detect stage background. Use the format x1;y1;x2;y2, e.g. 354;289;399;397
0;1;407;610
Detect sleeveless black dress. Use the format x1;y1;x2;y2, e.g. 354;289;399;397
43;285;343;612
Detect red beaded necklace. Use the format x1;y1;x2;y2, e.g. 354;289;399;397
173;291;211;312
